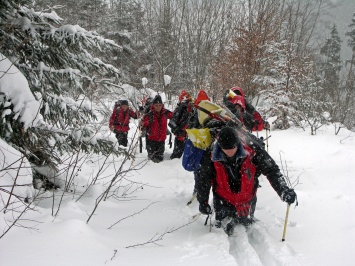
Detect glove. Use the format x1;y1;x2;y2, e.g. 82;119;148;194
109;126;114;132
235;203;251;217
199;202;212;215
281;188;297;204
264;121;270;129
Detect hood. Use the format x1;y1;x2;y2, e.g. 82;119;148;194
211;141;246;162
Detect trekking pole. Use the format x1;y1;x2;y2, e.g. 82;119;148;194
138;126;143;153
282;204;290;241
168;131;172;148
209;210;213;232
266;129;269;153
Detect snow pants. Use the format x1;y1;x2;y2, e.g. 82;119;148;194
213;193;257;225
114;131;128;147
170;137;186;159
146;139;165;163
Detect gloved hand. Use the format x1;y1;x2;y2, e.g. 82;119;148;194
235;203;251;217
199;202;212;215
281;188;297;204
264;121;270;129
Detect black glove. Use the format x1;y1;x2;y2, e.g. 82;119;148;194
281;188;297;204
264;121;270;129
199;202;212;215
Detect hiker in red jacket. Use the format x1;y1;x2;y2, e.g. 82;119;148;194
140;95;173;163
223;86;270;132
109;100;139;147
196;127;297;236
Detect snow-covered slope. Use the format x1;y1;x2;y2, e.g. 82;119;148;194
0;123;354;266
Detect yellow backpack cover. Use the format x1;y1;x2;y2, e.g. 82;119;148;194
197;100;227;126
185;128;212;150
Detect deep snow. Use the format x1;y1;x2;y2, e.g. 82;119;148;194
1;121;354;266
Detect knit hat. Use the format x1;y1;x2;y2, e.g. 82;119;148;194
152;95;163;104
120;100;128;106
217;127;240;149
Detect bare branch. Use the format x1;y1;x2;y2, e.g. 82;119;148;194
108;201;159;229
125;215;201;248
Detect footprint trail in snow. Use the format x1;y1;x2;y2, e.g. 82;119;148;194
228;223;300;266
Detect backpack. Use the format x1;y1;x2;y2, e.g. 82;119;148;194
182;128;212;172
168;102;192;136
182;139;205;172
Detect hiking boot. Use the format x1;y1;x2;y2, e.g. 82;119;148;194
152;157;163;163
224;217;254;236
223;219;237;236
239;217;254;227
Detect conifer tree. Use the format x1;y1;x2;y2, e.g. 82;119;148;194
0;0;125;170
320;24;342;104
342;12;355;130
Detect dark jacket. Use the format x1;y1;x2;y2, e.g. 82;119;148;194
169;101;194;141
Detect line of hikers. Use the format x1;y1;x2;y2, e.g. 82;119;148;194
109;88;297;235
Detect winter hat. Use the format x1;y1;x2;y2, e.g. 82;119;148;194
179;90;192;102
230;86;245;98
217;127;240;149
120;100;128;106
229;95;245;111
152;95;163;104
194;90;210;105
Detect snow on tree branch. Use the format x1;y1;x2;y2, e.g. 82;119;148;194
0;53;43;130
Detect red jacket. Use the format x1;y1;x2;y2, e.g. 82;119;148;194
141;106;173;142
251;111;264;131
213;144;257;208
109;107;138;133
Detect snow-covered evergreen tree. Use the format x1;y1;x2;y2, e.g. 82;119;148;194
320;24;342;105
0;0;125;171
254;41;303;129
342;12;355;130
254;40;330;133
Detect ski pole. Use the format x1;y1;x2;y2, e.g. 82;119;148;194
138;126;143;153
209;211;213;232
168;131;172;148
282;204;290;241
186;193;197;206
266;129;269;152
